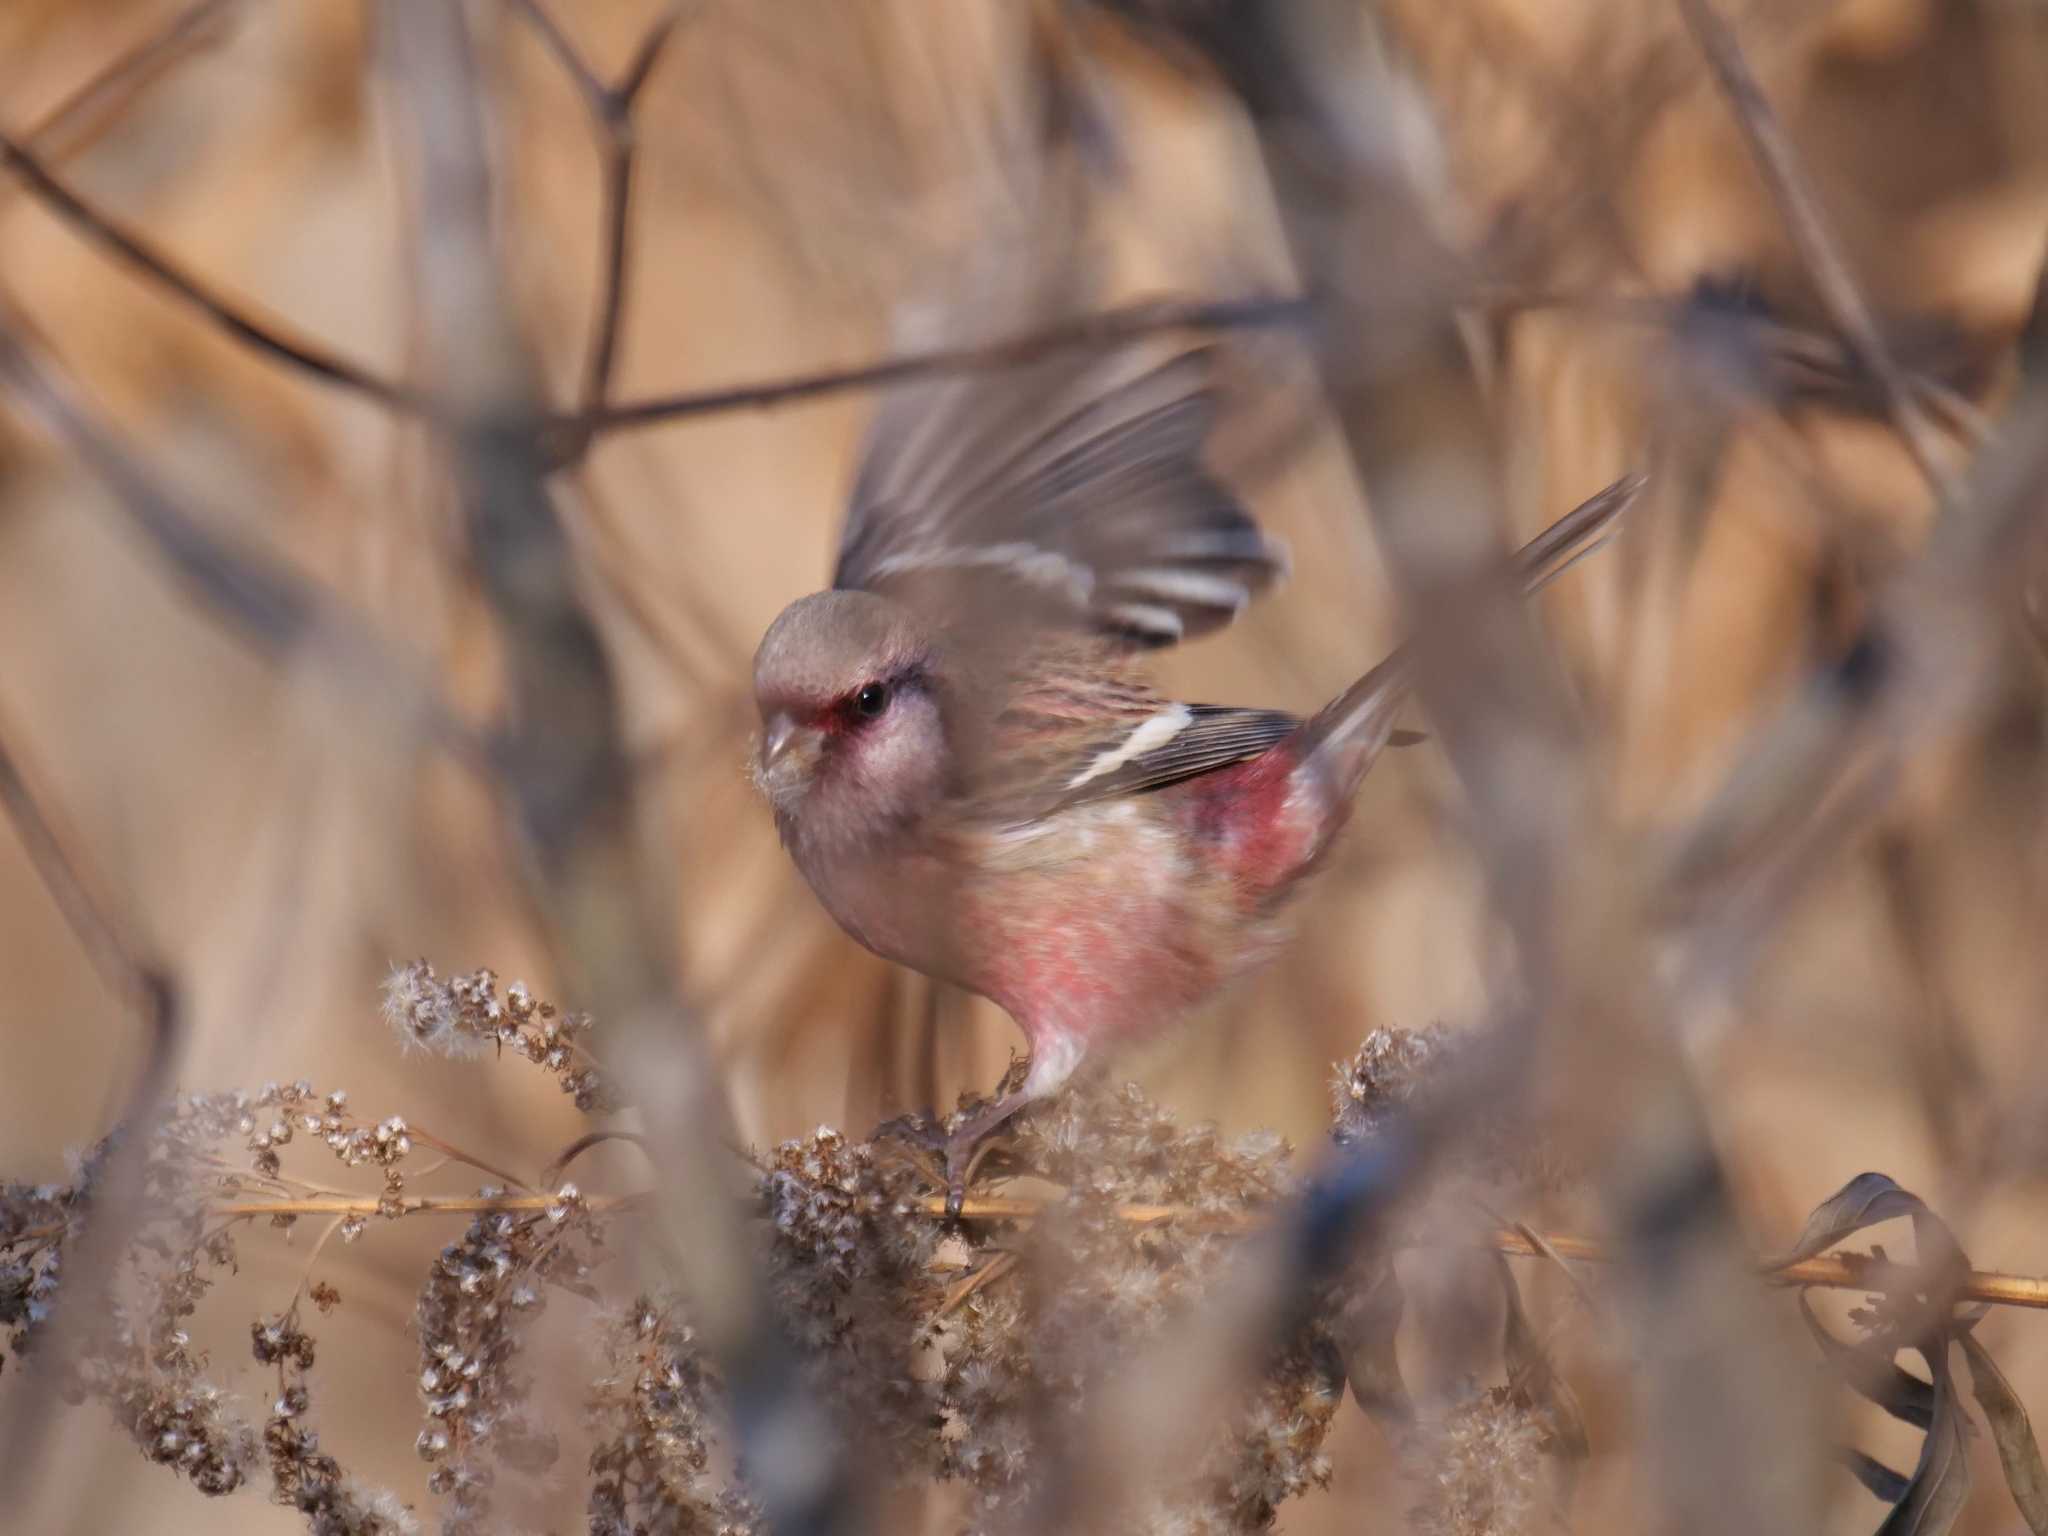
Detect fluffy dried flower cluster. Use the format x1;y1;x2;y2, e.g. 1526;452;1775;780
0;1081;447;1521
1333;1028;1572;1194
0;1142;99;1367
1331;1025;1454;1149
383;960;618;1112
959;1080;1333;1534
258;1308;421;1535
412;1188;597;1535
1409;1386;1549;1536
586;1295;759;1536
3;963;1588;1536
746;1076;1339;1535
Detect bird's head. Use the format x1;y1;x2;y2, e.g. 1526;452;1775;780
751;589;950;847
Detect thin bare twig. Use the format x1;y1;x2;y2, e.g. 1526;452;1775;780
406;1127;536;1193
15;0;244;166
0;708;163;1020
1673;0;1958;506
213;1192;646;1221
508;0;690;425
569;294;1308;439
541;1128;651;1188
505;0;610;112
0;128;429;417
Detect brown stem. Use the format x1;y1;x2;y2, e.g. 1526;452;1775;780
0;706;160;1018
1673;0;1957;507
507;0;690;427
0;130;428;417
569;294;1308;440
16;0;244;165
541;1129;650;1188
191;1187;2048;1313
405;1127;535;1193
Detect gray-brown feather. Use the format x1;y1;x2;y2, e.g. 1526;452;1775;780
835;346;1284;648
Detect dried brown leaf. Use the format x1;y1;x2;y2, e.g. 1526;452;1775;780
1837;1446;1911;1505
1875;1344;1972;1536
1772;1173;1966;1279
1335;1258;1409;1422
1497;1256;1591;1471
1800;1291;1935;1430
1957;1327;2048;1536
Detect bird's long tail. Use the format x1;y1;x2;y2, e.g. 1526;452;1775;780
1293;472;1645;792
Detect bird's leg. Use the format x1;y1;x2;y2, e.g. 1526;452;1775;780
938;1089;1032;1219
875;1086;1034;1219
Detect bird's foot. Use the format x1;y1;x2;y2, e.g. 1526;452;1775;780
875;1110;1018;1219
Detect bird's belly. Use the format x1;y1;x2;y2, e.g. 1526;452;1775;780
958;803;1250;1053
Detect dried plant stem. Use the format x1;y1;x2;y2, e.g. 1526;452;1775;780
572;295;1307;438
1674;0;1957;506
213;1194;648;1220
198;1190;2048;1312
16;0;243;166
0;706;163;1017
403;1127;535;1192
506;0;690;417
0;129;428;414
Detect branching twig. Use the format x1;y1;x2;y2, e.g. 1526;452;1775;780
0;117;1307;458
507;0;690;418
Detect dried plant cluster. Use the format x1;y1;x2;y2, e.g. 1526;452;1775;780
6;979;2046;1536
0;978;1576;1535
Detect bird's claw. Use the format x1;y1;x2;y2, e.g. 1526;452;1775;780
875;1114;999;1220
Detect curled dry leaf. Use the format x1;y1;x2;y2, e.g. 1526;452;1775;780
1784;1174;2015;1536
1836;1446;1911;1505
1768;1172;1955;1271
1957;1327;2048;1536
1875;1342;1970;1536
1799;1291;1935;1430
1497;1256;1591;1477
1333;1258;1409;1422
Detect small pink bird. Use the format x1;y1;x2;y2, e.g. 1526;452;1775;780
752;342;1635;1208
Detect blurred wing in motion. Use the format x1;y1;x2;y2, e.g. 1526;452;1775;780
834;342;1287;648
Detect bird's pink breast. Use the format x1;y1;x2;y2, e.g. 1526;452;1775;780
961;741;1335;1059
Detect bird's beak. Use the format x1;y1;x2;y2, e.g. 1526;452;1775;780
761;712;800;768
755;711;823;805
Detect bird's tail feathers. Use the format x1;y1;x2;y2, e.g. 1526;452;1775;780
1292;472;1643;793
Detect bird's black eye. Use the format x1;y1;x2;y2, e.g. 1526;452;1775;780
853;681;889;718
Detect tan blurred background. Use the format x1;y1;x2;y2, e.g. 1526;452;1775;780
5;0;2048;1530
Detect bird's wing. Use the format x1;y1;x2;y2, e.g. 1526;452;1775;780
1042;703;1302;807
834;340;1286;649
951;633;1304;821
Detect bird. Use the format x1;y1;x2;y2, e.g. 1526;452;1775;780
751;336;1637;1211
